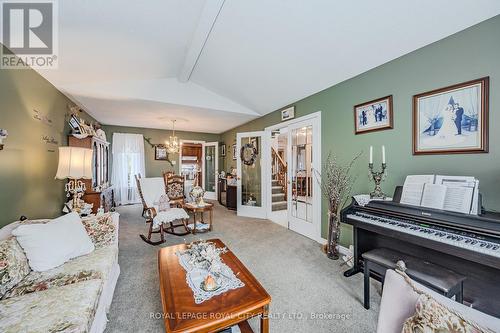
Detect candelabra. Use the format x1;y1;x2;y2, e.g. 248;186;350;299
65;179;87;211
368;162;387;199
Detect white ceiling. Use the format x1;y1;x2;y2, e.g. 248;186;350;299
35;0;500;134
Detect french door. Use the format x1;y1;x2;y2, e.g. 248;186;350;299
236;131;267;218
203;142;218;200
287;115;321;241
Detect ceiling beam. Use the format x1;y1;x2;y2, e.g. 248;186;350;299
178;0;225;82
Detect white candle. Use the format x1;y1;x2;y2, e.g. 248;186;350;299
382;145;386;164
369;146;373;164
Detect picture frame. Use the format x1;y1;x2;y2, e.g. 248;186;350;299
221;144;226;157
155;145;169;160
69;114;81;132
413;77;489;155
354;95;393;134
281;106;295;121
232;144;237;160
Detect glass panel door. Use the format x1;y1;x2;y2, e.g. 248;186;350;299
203;142;218;200
288;118;319;240
237;131;266;218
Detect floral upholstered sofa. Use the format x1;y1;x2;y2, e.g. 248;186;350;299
0;212;120;333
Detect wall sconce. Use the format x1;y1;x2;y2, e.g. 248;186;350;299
0;129;8;150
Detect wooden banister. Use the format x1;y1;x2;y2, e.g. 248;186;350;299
271;147;288;201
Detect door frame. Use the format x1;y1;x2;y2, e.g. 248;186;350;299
178;139;206;198
203;142;219;200
236;131;267;219
263;111;322;242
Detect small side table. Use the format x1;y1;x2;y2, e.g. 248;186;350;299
183;202;214;234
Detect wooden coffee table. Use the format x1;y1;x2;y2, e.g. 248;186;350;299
183;202;214;234
158;239;271;333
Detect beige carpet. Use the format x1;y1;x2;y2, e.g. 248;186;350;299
105;202;380;332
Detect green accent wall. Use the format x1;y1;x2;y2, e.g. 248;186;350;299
220;16;500;246
102;125;220;177
0;57;97;226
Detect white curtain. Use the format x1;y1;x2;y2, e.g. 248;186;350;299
112;133;145;205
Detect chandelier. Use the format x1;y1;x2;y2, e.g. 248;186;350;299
165;120;179;154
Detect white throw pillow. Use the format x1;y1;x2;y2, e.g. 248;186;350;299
12;212;95;271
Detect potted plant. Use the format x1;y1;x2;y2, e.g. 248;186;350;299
317;153;360;260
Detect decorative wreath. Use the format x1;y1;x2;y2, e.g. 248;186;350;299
240;143;258;166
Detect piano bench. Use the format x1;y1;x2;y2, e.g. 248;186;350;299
361;248;466;310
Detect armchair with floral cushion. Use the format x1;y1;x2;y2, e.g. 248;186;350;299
135;175;189;245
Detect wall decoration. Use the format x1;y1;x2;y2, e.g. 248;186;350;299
144;137;174;165
33;109;53;126
220;144;226;157
240;143;258;166
413;77;489;155
354;95;393;134
281;106;295;121
42;136;59;145
155;145;169;160
232;144;237;160
0;129;8;150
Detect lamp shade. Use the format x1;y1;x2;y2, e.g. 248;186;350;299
55;147;93;179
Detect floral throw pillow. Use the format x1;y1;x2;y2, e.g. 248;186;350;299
402;294;494;333
0;238;31;298
167;183;184;199
81;213;115;248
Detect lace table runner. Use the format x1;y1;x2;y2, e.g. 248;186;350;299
176;251;245;304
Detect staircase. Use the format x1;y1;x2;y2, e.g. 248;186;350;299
271;147;287;212
272;179;287;211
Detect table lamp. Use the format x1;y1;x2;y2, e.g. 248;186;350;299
55;147;93;211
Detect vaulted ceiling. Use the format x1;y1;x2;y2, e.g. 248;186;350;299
36;0;500;133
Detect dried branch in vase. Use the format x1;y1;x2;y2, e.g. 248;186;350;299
315;152;361;259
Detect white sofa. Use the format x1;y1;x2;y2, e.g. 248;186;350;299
0;213;120;333
377;269;500;332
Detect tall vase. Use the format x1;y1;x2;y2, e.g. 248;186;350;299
327;210;340;260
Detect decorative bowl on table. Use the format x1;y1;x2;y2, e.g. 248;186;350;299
201;275;220;292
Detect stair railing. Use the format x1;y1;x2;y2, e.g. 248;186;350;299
271;147;287;201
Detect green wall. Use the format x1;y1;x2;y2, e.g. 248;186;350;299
0;58;97;226
102;125;220;177
221;15;500;246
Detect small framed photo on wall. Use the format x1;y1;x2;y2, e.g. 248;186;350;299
281;106;295;121
155;145;169;160
221;144;226;157
413;77;489;155
232;144;237;160
354;95;393;134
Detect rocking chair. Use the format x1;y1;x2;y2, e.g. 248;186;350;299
135;175;190;245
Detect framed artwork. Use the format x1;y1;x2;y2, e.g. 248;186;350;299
155;145;169;160
354;95;393;134
221;144;226;157
281;106;295;121
232;144;237;160
413;77;489;155
69;114;81;132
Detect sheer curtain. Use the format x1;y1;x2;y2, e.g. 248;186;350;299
112;133;145;205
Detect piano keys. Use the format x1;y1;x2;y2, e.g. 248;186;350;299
341;186;500;317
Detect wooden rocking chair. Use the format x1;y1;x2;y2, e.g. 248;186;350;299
165;174;186;207
135;175;190;245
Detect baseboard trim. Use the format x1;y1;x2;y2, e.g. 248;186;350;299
320;238;350;256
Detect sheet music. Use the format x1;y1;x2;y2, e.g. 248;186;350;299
442;186;474;214
420;184;447;210
399;174;479;215
400;175;435;206
435;175;478;215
